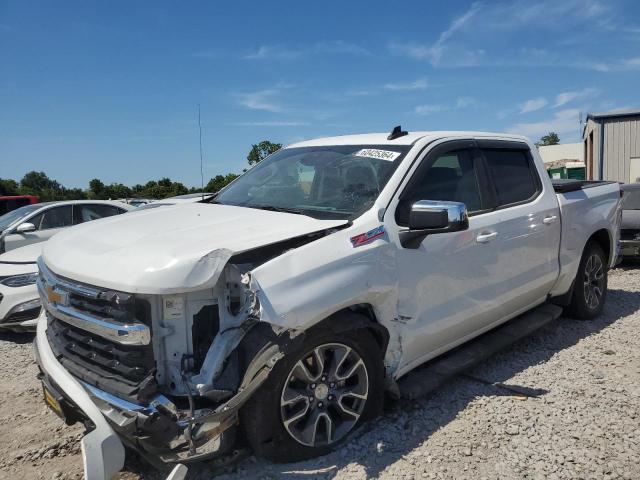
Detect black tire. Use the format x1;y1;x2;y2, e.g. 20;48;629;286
566;241;608;320
240;322;384;463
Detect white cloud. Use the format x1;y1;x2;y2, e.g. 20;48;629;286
384;78;428;91
414;97;477;115
389;2;483;66
243;41;370;60
414;104;449;115
554;88;598;107
580;57;640;72
456;96;477;108
519;97;548;114
234;121;308;127
345;88;376;97
243;45;301;60
507;108;581;138
237;89;285;113
623;57;640;69
388;0;635;70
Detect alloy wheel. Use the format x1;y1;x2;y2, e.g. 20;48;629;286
280;343;369;447
583;253;604;309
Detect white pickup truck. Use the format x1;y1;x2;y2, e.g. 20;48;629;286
33;129;621;479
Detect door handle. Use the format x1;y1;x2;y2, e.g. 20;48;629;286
476;231;498;244
543;215;558;225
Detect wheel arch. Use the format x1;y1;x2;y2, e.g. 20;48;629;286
587;228;612;265
306;304;391;357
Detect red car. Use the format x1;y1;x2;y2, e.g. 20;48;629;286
0;195;39;215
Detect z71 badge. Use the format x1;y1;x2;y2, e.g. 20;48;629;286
350;225;386;247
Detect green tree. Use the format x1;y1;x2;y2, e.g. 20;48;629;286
536;132;560;147
19;171;66;201
205;173;239;193
104;183;132;199
0;178;20;196
88;179;105;198
20;171;61;192
247;140;282;165
63;188;87;200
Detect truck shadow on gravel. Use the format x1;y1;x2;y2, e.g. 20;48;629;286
0;331;35;345
125;287;640;480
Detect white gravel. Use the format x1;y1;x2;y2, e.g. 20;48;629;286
1;267;639;480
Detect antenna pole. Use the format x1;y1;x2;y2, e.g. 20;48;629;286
198;104;204;199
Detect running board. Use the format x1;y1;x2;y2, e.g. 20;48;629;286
397;303;563;400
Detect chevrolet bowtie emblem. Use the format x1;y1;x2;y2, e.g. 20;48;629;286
46;285;66;305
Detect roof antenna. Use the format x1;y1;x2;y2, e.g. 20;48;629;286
198;104;204;199
387;125;408;141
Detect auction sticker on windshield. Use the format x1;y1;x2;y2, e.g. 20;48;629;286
354;149;401;161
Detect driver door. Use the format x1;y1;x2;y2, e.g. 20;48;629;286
388;141;506;374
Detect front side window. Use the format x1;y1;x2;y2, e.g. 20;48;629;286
0;204;42;232
483;149;539;206
30;206;73;230
214;145;409;219
396;149;483;225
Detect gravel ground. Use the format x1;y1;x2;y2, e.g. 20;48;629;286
1;266;638;480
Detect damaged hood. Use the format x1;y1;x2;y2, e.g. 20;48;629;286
42;203;347;294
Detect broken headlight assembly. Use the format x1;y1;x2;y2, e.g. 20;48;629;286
1;272;38;287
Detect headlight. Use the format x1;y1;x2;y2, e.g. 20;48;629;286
0;273;38;288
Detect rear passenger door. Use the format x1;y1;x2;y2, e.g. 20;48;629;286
477;140;561;318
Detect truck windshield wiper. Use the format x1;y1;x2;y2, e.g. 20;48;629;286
246;204;306;215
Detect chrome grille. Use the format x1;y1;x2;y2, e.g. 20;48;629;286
38;259;156;400
37;258;151;346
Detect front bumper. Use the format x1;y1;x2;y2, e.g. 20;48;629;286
34;310;125;479
0;283;40;332
33;309;279;477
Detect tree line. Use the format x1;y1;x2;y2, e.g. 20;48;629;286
0;141;282;202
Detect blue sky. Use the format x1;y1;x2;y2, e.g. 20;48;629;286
1;0;639;188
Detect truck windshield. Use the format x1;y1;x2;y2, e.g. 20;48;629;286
213;145;410;219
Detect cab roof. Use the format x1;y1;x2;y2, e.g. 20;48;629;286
287;131;530;148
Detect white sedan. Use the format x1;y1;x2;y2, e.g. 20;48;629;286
0;242;41;331
0;200;133;253
0;201;133;331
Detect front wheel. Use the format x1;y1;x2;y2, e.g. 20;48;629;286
566;241;608;320
240;325;384;462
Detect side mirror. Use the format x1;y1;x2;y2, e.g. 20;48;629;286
400;200;468;249
15;222;36;234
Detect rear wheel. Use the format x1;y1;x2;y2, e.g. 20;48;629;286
566;241;608;319
240;325;383;462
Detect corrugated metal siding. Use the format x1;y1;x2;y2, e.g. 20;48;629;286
602;116;640;182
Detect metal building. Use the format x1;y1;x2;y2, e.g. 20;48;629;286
583;109;640;182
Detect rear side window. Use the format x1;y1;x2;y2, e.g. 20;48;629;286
73;204;122;224
483;149;539;206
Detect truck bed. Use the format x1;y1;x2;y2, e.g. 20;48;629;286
549;179;621;298
551;179;618;193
